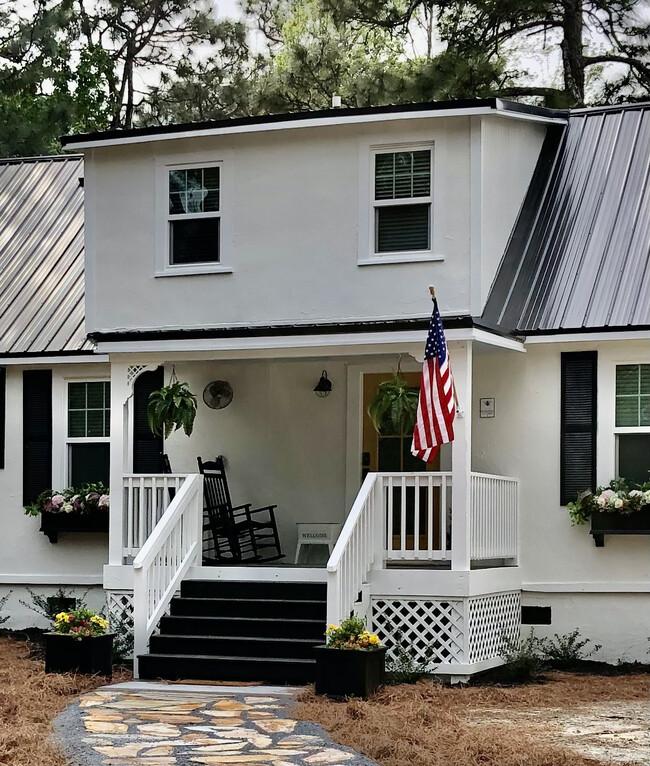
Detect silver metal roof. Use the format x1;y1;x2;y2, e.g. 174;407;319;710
0;155;91;354
483;104;650;333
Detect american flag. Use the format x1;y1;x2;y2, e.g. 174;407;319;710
411;299;456;463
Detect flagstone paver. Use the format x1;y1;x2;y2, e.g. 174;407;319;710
55;684;378;766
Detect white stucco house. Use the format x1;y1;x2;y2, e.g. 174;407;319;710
1;98;648;681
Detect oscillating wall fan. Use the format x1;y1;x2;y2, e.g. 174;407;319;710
202;380;233;410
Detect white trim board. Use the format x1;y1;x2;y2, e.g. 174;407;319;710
0;355;108;366
0;574;104;585
522;582;650;593
64;107;566;151
525;331;650;344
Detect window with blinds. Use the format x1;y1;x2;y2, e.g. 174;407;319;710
615;364;650;485
168;165;220;265
373;149;432;254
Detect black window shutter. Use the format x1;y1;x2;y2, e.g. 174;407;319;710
560;352;597;505
23;369;52;504
133;367;164;473
0;367;5;469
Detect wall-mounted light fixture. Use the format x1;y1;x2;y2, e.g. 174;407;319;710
313;370;332;398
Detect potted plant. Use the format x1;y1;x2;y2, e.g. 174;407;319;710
567;479;650;546
147;371;198;438
367;369;419;435
45;607;114;675
24;483;110;543
314;615;387;698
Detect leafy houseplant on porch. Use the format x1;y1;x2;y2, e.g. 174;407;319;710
567;479;650;546
45;607;114;675
367;370;419;436
147;372;198;438
24;483;110;543
314;616;387;698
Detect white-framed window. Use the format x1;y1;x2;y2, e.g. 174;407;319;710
65;380;110;486
155;158;232;276
614;363;650;484
358;142;440;265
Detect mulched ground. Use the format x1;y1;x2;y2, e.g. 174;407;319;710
0;635;131;766
294;672;650;766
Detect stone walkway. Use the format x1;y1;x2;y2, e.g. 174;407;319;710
54;682;378;766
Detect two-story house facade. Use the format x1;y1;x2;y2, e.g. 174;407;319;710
1;98;647;683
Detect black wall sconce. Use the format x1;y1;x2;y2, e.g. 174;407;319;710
314;370;332;398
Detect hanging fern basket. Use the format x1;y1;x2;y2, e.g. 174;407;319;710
147;369;198;438
367;369;419;435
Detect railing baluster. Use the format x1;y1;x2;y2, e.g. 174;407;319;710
400;476;406;556
414;475;420;554
440;474;447;558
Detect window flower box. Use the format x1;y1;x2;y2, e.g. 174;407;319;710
24;483;109;543
590;504;650;547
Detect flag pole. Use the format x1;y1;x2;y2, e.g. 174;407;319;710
428;285;461;414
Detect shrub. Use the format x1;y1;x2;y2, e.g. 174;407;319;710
539;629;602;668
385;629;436;684
499;628;545;682
0;591;11;626
19;587;86;624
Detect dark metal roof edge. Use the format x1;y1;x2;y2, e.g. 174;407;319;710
62;98;567;146
569;100;650;116
521;324;650;337
89;316;475;343
0;154;82;165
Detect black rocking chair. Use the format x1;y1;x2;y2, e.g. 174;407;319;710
197;456;284;565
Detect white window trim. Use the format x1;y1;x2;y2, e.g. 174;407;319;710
613;361;650;478
62;378;110;487
155;155;233;276
358;140;443;265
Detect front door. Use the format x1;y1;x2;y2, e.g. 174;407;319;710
362;373;441;552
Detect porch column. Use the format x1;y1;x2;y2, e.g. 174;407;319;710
108;362;130;566
451;341;473;571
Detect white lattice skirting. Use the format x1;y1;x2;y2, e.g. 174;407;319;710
371;591;521;674
107;590;134;634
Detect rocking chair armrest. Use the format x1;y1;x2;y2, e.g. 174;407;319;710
231;503;252;512
248;504;278;516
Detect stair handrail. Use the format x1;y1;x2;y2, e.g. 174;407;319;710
132;472;203;676
326;472;382;626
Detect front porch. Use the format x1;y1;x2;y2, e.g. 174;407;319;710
102;333;524;679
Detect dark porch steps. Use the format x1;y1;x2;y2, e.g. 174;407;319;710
169;596;326;620
138;579;327;684
138;653;317;684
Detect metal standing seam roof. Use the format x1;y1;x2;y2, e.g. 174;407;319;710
0;155;91;354
482;103;650;334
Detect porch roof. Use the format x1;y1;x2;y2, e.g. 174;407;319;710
0;155;92;355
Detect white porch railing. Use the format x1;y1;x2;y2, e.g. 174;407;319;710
382;473;452;561
122;474;188;560
327;473;382;627
470;473;519;561
327;471;518;626
132;473;203;677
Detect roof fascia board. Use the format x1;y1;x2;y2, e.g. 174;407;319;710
0;353;109;365
524;330;650;344
64;107;566;151
93;327;522;356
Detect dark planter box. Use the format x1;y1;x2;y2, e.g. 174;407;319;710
45;632;114;675
40;510;109;543
590;504;650;547
314;645;387;698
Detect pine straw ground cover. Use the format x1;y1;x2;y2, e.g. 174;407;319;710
295;672;650;766
0;635;130;766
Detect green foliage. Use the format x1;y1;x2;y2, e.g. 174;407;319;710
385;629;436;684
147;381;198;438
24;482;109;517
367;372;419;435
326;615;381;649
53;606;108;637
0;591;12;626
567;478;650;525
18;587;86;624
539;629;602;668
108;607;134;664
499;628;545;682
